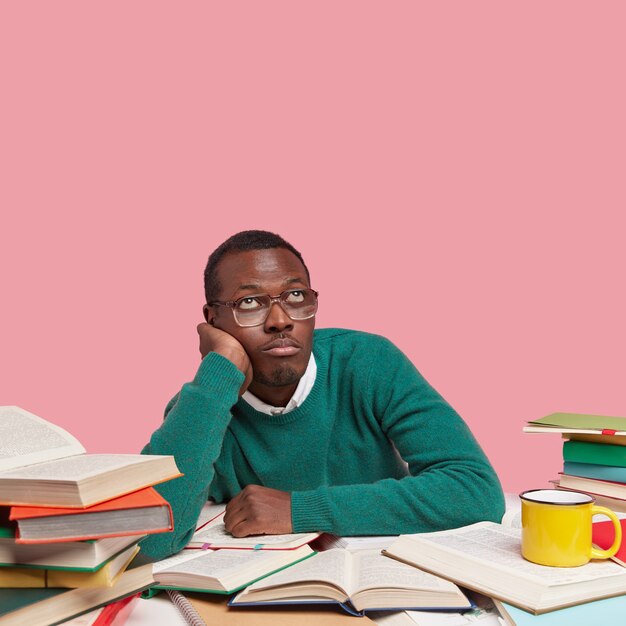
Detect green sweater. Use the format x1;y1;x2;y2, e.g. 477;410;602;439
141;328;504;560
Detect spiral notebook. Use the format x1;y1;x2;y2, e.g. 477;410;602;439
166;590;206;626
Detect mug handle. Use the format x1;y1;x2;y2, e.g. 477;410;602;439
590;506;623;560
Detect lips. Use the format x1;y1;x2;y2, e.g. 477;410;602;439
261;337;302;357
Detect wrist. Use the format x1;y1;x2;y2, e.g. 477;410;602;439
213;348;249;376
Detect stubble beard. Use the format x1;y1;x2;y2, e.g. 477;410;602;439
253;364;301;387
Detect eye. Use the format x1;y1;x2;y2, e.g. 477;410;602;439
237;297;263;311
284;290;305;303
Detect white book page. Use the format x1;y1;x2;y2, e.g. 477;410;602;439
247;548;350;594
0;406;85;472
353;550;459;594
0;453;159;480
154;547;282;578
418;524;626;585
500;493;522;529
190;501;316;547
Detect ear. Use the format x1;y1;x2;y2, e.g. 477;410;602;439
203;304;215;325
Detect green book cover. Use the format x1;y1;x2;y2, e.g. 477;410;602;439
563;440;626;467
0;542;138;572
530;413;626;431
0;589;71;620
153;550;316;595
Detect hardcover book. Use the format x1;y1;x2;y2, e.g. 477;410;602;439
10;488;173;543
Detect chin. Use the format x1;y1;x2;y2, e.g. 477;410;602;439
254;364;302;388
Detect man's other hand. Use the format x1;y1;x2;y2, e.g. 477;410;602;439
223;485;293;537
197;322;253;395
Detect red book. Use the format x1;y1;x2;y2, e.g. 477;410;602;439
592;517;626;567
10;487;173;543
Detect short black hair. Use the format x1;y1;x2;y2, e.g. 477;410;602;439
204;230;310;303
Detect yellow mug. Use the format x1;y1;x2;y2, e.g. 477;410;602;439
519;489;622;567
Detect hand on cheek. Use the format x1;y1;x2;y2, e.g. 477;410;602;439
196;322;253;394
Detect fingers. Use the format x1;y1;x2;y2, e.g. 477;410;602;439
196;323;252;381
223;485;293;537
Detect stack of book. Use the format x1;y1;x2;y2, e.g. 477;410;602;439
524;412;626;513
0;406;181;625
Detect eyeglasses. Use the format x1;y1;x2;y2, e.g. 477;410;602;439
209;288;319;328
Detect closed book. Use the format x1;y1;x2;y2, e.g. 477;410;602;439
565;433;626;446
10;488;173;543
593;518;626;567
0;544;138;588
0;533;144;571
563;440;626;467
553;481;626;514
0;406;181;508
556;473;626;500
525;413;626;435
0;558;154;626
562;462;626;483
495;595;626;625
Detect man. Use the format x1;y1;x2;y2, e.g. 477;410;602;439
141;230;504;560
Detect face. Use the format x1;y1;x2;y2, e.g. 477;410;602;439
205;248;315;403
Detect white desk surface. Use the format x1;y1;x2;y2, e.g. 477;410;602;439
124;596;187;626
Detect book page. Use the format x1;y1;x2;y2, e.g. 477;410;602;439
247;548;349;593
190;505;316;547
0;406;85;472
195;501;227;528
0;453;160;480
420;524;626;585
154;548;284;578
500;493;522;529
353;550;459;595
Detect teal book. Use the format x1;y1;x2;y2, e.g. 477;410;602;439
563;440;626;467
563;462;626;483
497;594;626;624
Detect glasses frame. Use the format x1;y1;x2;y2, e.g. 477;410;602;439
209;288;319;328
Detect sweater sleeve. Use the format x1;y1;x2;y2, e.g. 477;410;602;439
139;352;244;560
290;337;505;535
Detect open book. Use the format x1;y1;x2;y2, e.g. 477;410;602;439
0;406;181;507
230;548;472;616
187;501;320;550
383;522;626;614
152;544;314;594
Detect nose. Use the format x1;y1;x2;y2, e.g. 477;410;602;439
264;300;294;333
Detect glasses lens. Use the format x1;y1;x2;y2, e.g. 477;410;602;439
281;289;318;319
232;290;318;327
234;295;272;327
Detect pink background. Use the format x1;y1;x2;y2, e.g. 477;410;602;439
1;3;625;493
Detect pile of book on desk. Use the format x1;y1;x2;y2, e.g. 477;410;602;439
524;412;626;513
0;405;181;626
9;405;626;625
155;413;626;625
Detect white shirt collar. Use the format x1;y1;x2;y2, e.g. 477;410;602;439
242;353;317;415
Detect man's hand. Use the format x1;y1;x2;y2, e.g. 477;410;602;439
223;485;293;537
197;323;253;395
